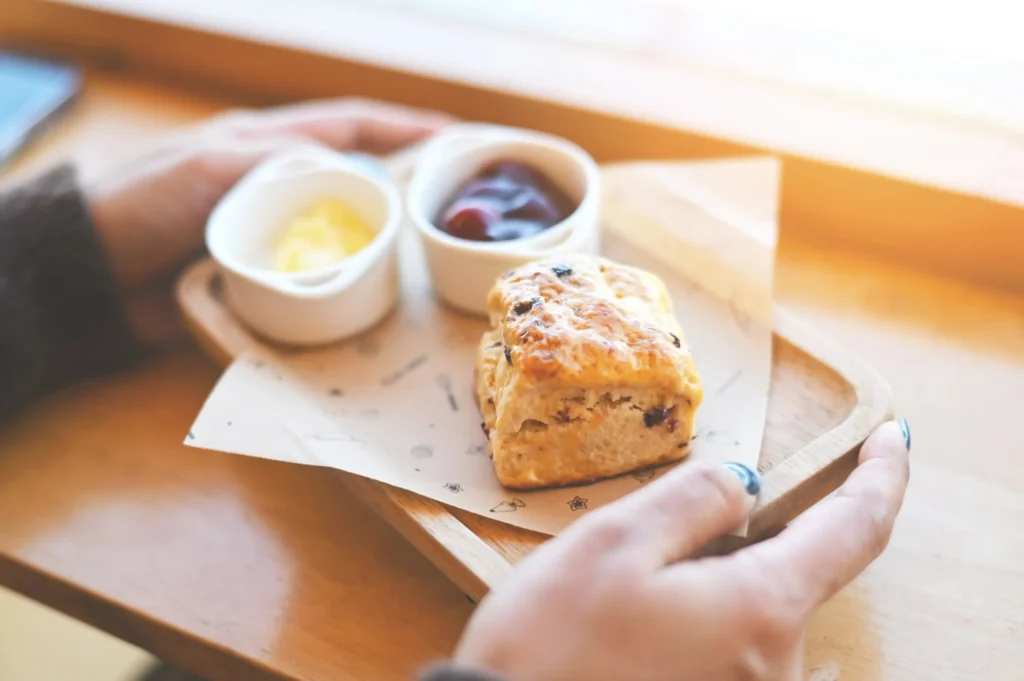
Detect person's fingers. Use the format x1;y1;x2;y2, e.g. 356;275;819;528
93;131;324;289
576;461;760;570
338;103;454;153
193;131;323;191
730;419;911;615
224;99;454;153
91;100;450;293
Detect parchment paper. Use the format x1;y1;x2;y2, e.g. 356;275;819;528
186;157;778;536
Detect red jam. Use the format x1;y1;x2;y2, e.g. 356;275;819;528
437;160;577;242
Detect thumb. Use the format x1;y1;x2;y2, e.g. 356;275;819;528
732;419;911;614
570;461;761;570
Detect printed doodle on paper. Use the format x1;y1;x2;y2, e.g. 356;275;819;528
490;499;527;513
567;496;588;512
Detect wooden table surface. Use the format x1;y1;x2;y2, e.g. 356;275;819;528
1;70;1023;681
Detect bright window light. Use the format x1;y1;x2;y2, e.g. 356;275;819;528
359;0;1024;133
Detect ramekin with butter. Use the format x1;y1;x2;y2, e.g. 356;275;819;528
205;147;402;346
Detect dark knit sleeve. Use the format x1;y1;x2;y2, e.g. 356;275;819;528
418;664;508;681
0;164;142;422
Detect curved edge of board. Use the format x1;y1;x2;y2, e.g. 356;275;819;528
751;309;894;536
175;258;513;600
176;257;890;597
345;478;514;600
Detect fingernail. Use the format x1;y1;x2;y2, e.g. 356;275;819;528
898;417;912;451
723;462;762;495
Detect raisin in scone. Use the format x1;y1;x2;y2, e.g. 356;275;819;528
474;255;703;489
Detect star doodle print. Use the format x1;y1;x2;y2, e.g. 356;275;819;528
567;496;588;512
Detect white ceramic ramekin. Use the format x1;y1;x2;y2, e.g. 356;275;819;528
406;124;601;316
206;146;402;346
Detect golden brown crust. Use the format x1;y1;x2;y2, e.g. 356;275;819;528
475;255;703;489
487;256;699;393
475;329;502;438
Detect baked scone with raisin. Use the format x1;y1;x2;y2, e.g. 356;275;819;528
474;255;703;489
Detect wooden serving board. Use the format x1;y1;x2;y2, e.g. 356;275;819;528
176;158;892;601
178;261;890;598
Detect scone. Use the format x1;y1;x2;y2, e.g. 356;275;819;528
474;255;703;489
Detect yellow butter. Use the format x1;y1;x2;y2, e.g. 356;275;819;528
274;199;376;273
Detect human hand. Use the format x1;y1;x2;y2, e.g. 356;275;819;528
87;98;452;343
452;419;912;681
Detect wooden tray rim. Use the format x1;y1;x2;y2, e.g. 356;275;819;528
176;257;891;599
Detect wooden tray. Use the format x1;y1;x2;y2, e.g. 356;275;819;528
177;255;891;601
176;148;891;599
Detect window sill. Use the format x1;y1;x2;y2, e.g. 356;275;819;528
5;0;1024;290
